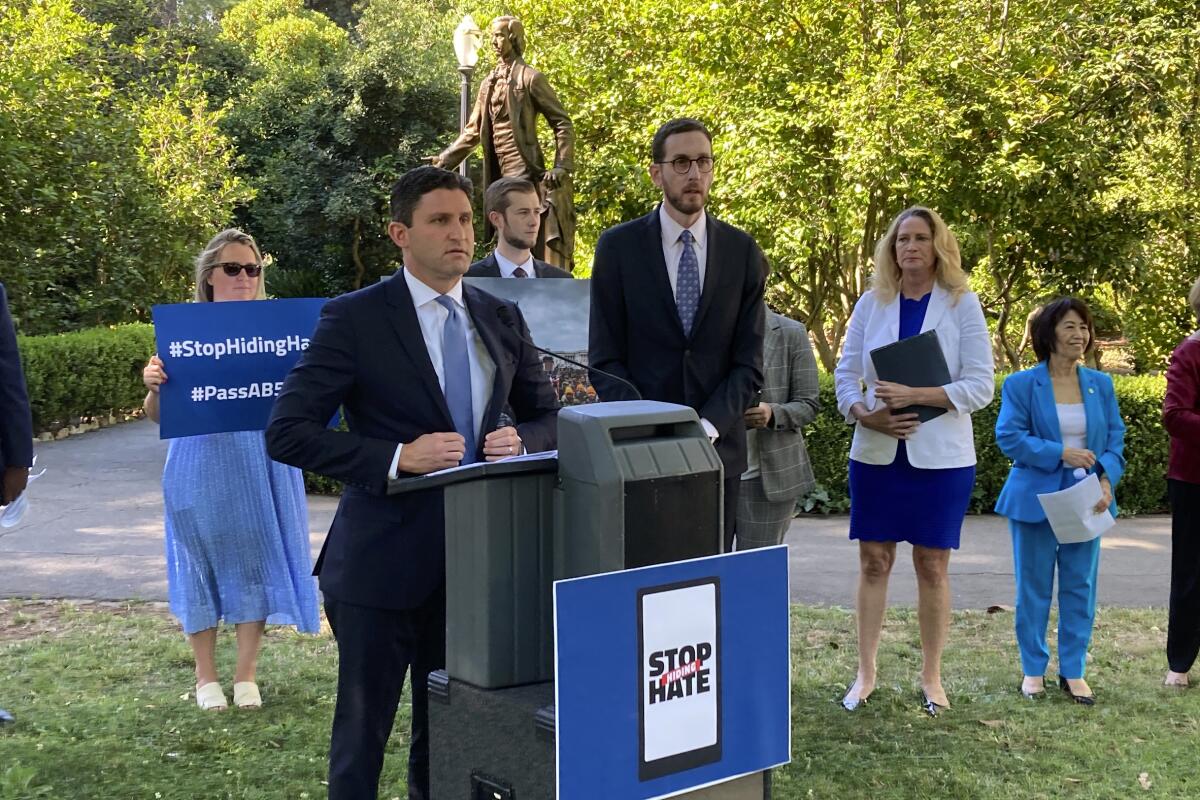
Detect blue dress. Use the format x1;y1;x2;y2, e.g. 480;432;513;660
163;431;320;634
848;292;976;549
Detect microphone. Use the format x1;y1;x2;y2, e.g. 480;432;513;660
495;306;643;401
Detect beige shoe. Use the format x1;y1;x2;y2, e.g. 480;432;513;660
1164;670;1190;688
196;681;227;711
233;681;262;709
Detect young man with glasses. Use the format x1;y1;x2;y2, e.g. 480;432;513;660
588;117;766;552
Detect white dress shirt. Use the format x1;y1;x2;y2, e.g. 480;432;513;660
658;204;708;294
494;250;537;278
657;204;718;441
389;269;496;478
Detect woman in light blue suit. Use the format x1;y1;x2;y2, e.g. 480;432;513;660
995;297;1125;705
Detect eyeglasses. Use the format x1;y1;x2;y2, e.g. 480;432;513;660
217;262;263;277
656;156;715;175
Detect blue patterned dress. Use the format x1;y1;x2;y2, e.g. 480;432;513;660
163;431;320;634
848;292;977;549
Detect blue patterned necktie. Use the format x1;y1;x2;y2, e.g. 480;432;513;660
435;295;476;464
676;229;701;335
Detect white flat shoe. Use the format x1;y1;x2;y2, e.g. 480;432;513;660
1164;671;1190;688
196;682;227;711
233;681;262;709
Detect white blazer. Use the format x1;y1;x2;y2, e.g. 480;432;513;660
834;284;994;468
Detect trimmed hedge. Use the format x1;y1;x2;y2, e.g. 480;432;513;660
15;325;1170;513
799;373;1169;516
18;323;156;431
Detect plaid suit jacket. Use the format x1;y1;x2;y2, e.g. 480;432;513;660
755;311;820;502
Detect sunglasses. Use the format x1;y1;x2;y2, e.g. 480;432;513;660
216;262;263;277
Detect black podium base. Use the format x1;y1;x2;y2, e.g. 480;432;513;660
428;671;555;799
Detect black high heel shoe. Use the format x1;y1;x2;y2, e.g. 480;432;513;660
1020;676;1046;699
920;690;946;717
1058;675;1095;706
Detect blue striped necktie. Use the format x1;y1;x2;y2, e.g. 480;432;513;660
676;229;700;335
435;295;476;463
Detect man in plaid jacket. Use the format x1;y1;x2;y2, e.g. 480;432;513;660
736;310;820;549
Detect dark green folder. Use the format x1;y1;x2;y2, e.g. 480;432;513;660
868;329;952;422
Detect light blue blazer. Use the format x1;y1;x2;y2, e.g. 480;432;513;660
994;363;1126;523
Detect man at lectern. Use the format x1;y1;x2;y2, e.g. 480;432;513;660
266;166;559;800
588;117;766;552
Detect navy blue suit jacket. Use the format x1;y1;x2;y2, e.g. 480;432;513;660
266;271;559;610
994;362;1126;523
0;283;33;474
588;209;766;475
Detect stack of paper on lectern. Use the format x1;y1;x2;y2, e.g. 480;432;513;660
869;330;953;422
1036;473;1115;544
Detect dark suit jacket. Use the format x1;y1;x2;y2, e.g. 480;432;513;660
466;252;573;279
266;271;559;610
0;283;33;474
588;208;766;475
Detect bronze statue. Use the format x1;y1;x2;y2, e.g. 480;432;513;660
433;16;576;270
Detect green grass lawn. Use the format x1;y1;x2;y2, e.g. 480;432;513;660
1;600;1197;799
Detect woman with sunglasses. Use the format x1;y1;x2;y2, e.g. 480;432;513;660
142;229;319;711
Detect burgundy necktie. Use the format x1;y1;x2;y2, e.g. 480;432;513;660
513;267;528;278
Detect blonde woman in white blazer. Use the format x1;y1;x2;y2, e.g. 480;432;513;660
834;207;994;715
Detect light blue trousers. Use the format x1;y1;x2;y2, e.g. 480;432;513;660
1009;519;1101;679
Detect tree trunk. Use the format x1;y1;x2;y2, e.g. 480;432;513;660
351;217;365;290
989;244;1024;370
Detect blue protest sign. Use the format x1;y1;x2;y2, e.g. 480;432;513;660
554;547;791;799
151;298;326;439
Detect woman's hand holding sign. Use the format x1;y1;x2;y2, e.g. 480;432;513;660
143;355;168;392
142;355;168;423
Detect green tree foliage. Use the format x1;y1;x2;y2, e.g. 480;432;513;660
3;0;1199;372
219;0;458;296
0;0;247;334
460;0;1200;370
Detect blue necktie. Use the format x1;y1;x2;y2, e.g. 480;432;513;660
435;295;476;464
676;229;700;335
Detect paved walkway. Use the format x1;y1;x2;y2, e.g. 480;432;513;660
0;419;1173;608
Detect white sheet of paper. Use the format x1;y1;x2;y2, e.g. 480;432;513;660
1036;473;1115;544
423;448;558;479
